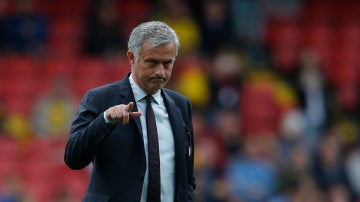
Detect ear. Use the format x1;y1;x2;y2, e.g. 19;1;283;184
127;50;136;66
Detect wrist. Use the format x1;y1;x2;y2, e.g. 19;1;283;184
103;110;116;125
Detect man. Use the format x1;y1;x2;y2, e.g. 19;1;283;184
64;21;196;202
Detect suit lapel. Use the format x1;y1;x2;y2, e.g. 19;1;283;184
162;90;185;144
118;74;143;134
162;90;186;184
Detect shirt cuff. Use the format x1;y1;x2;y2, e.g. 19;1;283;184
104;110;116;125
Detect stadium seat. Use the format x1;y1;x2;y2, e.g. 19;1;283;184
301;21;334;68
71;57;107;98
47;19;84;57
117;0;151;34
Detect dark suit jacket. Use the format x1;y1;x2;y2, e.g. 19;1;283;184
64;73;195;202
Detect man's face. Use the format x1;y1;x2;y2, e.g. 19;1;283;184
128;41;177;95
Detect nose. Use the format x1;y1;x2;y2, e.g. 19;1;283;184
154;64;166;76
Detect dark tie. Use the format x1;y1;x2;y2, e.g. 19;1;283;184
145;95;161;202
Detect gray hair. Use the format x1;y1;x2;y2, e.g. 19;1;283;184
128;21;180;60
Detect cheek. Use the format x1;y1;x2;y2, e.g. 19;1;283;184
165;69;173;77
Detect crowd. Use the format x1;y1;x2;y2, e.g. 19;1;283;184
0;0;359;201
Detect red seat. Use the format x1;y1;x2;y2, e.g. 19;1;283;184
240;83;280;135
19;138;69;201
48;0;89;19
265;17;301;48
55;164;90;200
333;1;360;21
335;83;358;113
301;21;335;68
0;137;20;160
47;19;84;56
23;177;56;202
71;58;107;98
40;56;74;78
270;44;301;73
1;56;38;78
117;0;151;34
0;138;21;179
336;22;360;49
301;1;334;22
105;56;130;82
265;17;302;72
328;64;359;87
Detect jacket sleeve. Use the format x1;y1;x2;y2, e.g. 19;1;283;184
64;90;116;170
185;100;196;201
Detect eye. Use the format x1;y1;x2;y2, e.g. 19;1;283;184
163;61;173;69
146;59;158;67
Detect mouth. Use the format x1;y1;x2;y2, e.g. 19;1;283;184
149;78;165;83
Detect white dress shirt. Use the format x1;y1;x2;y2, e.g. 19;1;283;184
129;74;175;202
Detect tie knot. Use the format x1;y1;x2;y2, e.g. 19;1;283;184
145;95;152;104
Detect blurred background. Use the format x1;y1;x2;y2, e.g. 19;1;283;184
0;0;359;201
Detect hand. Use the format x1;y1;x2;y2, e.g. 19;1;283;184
105;102;142;125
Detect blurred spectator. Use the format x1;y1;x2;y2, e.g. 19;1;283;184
50;188;77;202
197;0;235;56
176;56;210;110
0;97;6;133
0;174;30;202
295;49;333;150
195;134;229;202
208;46;245;112
31;75;76;138
310;129;355;200
229;0;268;61
192;110;229;202
279;109;306;143
2;113;32;142
282;142;310;176
213;109;242;159
240;68;298;136
0;0;10;53
82;0;126;57
224;135;278;202
292;175;325;202
346;143;360;197
326;183;352;202
154;0;201;56
273;142;310;202
265;0;302;18
7;0;48;55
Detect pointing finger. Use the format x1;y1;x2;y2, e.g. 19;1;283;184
130;112;142;119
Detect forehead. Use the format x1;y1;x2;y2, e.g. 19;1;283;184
139;41;177;60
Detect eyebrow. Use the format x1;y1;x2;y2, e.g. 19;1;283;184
145;58;174;63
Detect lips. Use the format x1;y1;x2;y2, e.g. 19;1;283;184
150;78;165;83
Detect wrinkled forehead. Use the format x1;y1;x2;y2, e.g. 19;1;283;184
138;41;177;62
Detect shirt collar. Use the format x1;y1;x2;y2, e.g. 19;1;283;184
129;73;161;104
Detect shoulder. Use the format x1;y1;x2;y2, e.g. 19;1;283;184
81;80;128;105
87;73;130;96
79;81;126;111
89;81;122;94
163;88;193;128
162;88;190;103
83;81;120;99
162;88;192;113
